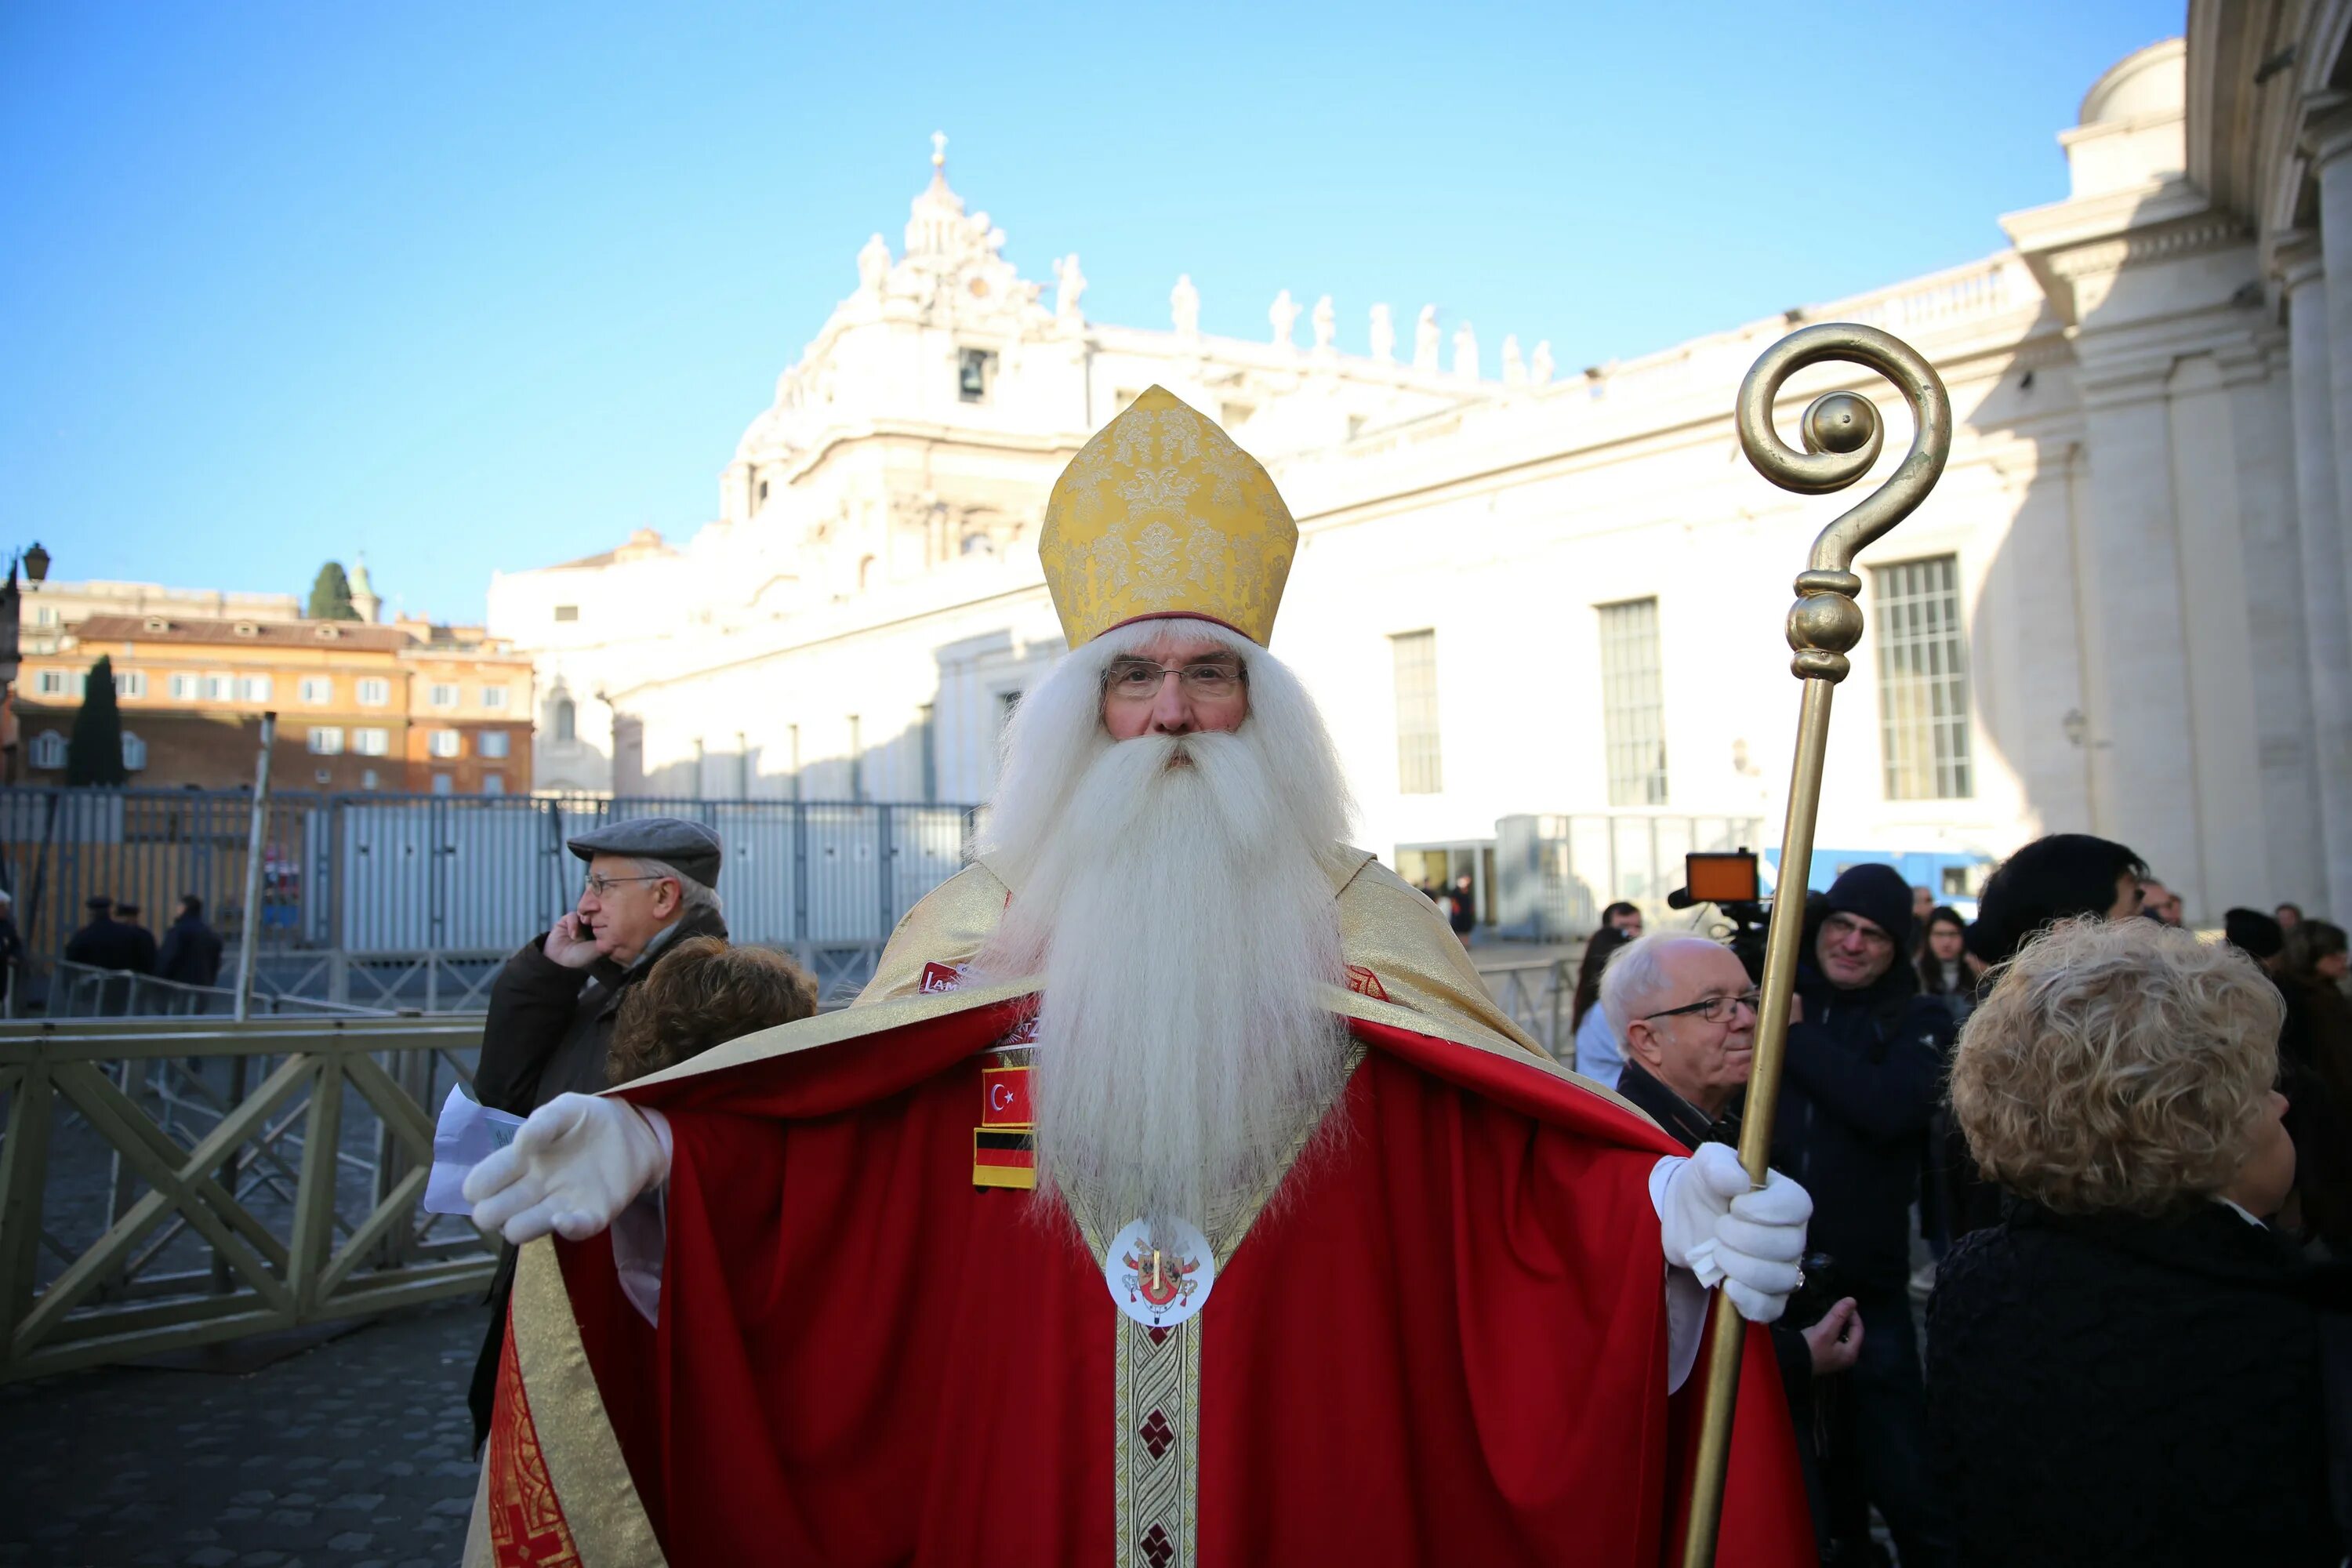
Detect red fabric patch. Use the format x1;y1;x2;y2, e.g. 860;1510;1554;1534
919;961;963;994
1344;964;1389;1001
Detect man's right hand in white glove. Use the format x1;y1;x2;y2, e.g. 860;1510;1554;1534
465;1092;672;1246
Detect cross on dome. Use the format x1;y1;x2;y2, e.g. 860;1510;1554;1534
906;130;969;256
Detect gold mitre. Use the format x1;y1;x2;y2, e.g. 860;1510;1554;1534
1039;386;1298;646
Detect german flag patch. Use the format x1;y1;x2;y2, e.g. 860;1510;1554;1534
973;1128;1037;1189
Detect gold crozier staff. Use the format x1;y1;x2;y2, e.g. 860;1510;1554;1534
1681;322;1954;1566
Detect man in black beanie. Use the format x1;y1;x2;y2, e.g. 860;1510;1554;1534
1773;862;1958;1567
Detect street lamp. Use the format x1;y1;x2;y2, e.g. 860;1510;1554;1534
2;543;54;784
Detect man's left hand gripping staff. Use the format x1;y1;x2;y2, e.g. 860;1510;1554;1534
465;1092;673;1245
1657;1142;1813;1323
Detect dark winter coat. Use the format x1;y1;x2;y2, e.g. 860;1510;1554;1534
154;912;226;988
472;904;729;1116
1613;1055;1740;1152
64;915;151;974
1771;949;1951;1292
468;902;728;1450
2281;976;2352;1258
1926;1198;2351;1567
118;922;158;975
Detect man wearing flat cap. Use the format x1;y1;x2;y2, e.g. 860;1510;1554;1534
466;815;727;1446
474;817;727;1114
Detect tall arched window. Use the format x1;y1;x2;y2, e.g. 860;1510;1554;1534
554;697;576;743
29;731;65;770
121;733;147;772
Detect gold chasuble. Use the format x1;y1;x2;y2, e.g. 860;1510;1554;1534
470;390;1812;1568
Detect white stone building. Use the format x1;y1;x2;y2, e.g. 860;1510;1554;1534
489;12;2352;931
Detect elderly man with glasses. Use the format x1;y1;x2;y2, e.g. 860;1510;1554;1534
466;815;728;1450
1602;932;1864;1557
1775;863;1959;1567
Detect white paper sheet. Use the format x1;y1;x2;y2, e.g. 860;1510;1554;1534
423;1084;527;1215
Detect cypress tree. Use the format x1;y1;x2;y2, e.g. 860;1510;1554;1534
307;562;358;621
66;655;129;786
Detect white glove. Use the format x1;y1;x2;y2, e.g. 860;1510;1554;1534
464;1093;672;1246
1656;1142;1813;1324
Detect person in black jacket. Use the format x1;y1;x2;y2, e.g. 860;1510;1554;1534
0;890;23;1015
1930;916;2340;1567
472;818;729;1114
2278;919;2352;1257
1773;862;1956;1567
154;895;226;1002
64;895;145;972
112;903;159;977
64;895;149;1012
1447;872;1476;945
467;815;729;1449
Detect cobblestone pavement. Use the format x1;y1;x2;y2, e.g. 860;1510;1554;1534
0;1299;486;1568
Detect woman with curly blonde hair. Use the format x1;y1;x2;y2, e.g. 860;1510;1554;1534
1925;917;2341;1567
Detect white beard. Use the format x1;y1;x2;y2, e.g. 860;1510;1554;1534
971;644;1355;1230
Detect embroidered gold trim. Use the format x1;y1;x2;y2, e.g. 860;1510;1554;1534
1113;1311;1203;1568
1089;1040;1364;1568
503;1239;668;1568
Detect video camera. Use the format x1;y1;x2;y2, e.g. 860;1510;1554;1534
1666;849;1773;982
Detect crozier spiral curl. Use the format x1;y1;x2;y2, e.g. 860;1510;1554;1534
1734;323;1952;577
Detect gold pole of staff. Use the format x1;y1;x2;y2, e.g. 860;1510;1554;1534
1679;322;1952;1567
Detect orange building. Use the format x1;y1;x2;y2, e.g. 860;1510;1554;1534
18;614;535;794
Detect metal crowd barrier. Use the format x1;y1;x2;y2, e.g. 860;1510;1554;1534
0;1014;494;1381
0;947;1584;1378
46;960;395;1020
1474;954;1573;1062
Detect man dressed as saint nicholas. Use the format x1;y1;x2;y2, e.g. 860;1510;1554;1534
462;387;1818;1567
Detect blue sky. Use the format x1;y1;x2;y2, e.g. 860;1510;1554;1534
2;1;2183;624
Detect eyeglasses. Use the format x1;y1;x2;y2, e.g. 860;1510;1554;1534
1103;658;1245;702
583;873;666;897
1821;913;1895;951
1640;989;1762;1025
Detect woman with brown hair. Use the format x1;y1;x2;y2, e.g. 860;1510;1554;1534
1568;924;1634;1087
606;936;819;1086
1926;917;2343;1566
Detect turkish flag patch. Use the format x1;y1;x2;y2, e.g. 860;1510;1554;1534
980;1065;1033;1128
920;961;963;994
1345;964;1389;1001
